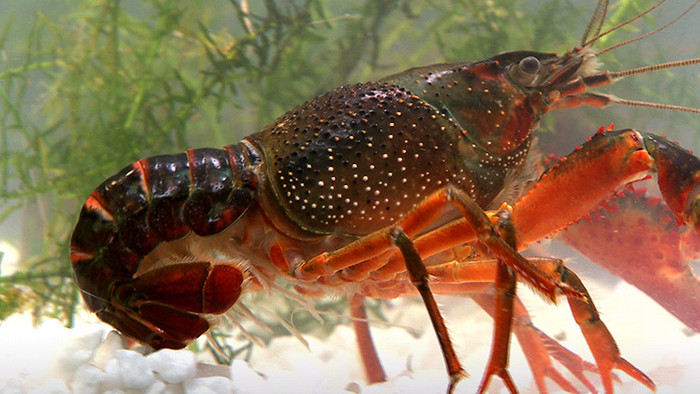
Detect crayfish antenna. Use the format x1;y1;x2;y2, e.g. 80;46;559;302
573;0;700;116
583;0;700;52
580;0;609;46
609;58;700;81
560;56;700;114
605;96;700;115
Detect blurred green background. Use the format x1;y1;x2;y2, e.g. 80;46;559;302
0;0;698;346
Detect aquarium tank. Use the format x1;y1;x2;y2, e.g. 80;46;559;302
0;0;698;392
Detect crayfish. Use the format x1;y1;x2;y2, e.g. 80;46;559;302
70;0;700;392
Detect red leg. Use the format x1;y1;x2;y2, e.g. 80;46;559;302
533;259;655;393
294;192;456;280
476;259;518;394
295;186;576;301
291;186;574;391
429;256;600;393
428;256;653;393
392;228;467;392
476;209;518;393
471;293;598;394
349;294;387;384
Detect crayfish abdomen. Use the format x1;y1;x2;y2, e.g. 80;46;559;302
71;144;259;348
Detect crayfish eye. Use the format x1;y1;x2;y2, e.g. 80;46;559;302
518;56;541;75
508;55;543;87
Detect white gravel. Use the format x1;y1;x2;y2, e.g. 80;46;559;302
0;273;698;393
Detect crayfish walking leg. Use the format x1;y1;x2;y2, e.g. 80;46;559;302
470;293;599;393
391;228;468;392
295;185;582;392
476;209;518;394
348;294;387;384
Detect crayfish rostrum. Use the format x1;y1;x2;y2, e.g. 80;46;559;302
70;1;700;392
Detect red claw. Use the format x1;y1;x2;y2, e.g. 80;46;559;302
643;133;700;227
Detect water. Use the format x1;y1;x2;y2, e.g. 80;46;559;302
0;1;698;392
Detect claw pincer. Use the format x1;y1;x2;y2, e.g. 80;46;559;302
643;133;700;230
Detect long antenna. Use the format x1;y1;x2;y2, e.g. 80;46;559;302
580;0;610;46
596;0;700;55
610;58;700;79
608;97;700;114
582;0;668;47
592;58;700;114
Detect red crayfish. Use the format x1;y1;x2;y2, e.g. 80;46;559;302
70;1;700;392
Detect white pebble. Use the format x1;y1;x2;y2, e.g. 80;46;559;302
102;358;121;391
148;348;196;384
56;325;105;375
115;349;156;389
144;379;168;394
71;364;106;394
184;376;234;394
1;376;26;394
230;359;265;392
93;330;126;370
392;374;445;394
29;378;69;394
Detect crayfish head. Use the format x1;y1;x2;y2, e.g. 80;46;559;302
446;48;598;156
501;46;602;105
380;51;561;156
376;48;604;165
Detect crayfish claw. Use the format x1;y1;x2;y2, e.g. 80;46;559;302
476;368;517;394
643;132;700;228
540;368;581;394
537;331;599;393
615;357;656;392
